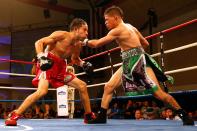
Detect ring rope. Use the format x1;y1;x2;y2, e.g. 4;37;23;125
0;72;35;77
165;66;197;75
1;40;196;77
0;21;196;89
0;19;195;65
151;42;197;57
0;20;195;65
1;65;197;89
0;86;56;90
76;42;197;76
1;90;197;102
83;19;197;61
1;63;196;83
0;58;33;65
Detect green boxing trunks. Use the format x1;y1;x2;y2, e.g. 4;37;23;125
121;46;169;96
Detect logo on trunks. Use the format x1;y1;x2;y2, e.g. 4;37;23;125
58;91;66;95
59;104;67;108
64;75;72;82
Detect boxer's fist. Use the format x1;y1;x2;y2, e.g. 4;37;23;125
81;61;94;75
82;39;89;46
37;53;53;71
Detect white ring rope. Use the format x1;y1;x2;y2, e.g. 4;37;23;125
1;66;196;91
0;41;196;90
0;83;107;90
151;42;197;57
76;41;197;76
0;72;35;77
165;66;197;75
87;82;106;88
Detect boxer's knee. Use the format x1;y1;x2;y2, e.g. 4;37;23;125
78;81;87;93
35;89;48;98
104;83;114;94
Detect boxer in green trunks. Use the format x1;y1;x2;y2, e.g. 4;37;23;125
83;5;194;125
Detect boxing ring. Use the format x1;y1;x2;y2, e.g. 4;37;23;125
0;19;196;131
0;119;196;131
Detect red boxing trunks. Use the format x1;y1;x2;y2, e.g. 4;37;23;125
32;52;75;88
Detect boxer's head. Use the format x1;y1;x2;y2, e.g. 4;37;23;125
104;5;124;30
70;18;88;40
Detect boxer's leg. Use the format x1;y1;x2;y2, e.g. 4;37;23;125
146;67;194;125
67;77;95;123
5;78;49;126
88;67;122;124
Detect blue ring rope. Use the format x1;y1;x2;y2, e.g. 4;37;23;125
0;90;196;103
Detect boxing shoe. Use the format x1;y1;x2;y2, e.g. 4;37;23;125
5;111;20;126
176;109;194;126
87;108;107;124
84;112;96;124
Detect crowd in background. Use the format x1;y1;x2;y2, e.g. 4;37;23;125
74;100;197;121
1;100;196;121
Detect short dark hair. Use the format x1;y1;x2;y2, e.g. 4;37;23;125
104;5;123;18
69;18;87;31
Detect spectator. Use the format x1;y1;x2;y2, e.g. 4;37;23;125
136;101;143;109
141;101;150;119
24;109;33;119
145;107;158;120
3;107;11;119
151;101;160;119
33;102;44;119
188;112;194;120
0;104;5;118
119;104;126;119
159;108;166;119
165;108;181;120
74;104;84;118
194;110;197;121
124;100;135;119
135;109;144;120
108;103;121;119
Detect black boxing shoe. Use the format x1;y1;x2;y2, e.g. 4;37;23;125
176;109;194;126
87;108;107;124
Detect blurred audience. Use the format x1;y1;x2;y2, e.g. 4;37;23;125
0;100;196;120
165;108;181;121
108;102;121;119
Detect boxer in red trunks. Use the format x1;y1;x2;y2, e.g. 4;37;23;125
5;18;95;126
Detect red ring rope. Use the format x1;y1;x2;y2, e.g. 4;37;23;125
0;19;196;63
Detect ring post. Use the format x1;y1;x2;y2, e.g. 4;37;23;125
56;66;75;118
57;85;69;116
107;51;117;97
160;32;168;93
67;66;75;119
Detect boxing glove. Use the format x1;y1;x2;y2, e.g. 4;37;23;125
37;53;53;71
82;39;89;46
81;61;94;75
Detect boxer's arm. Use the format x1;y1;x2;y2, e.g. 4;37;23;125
31;58;37;75
85;29;117;48
72;41;94;75
35;31;65;71
134;28;149;49
35;31;65;54
71;41;83;66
